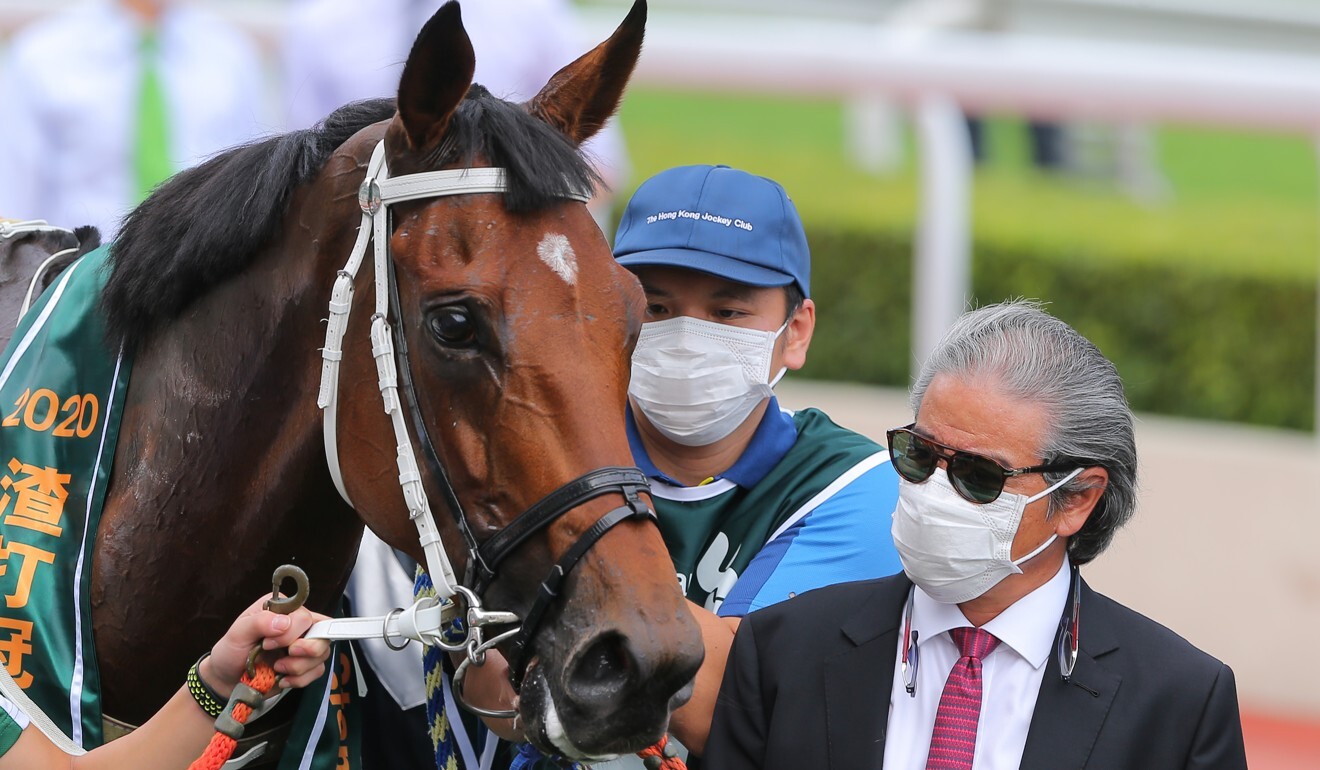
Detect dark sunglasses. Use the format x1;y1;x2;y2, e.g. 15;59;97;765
886;424;1079;504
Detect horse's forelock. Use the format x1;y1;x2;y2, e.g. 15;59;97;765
430;86;601;213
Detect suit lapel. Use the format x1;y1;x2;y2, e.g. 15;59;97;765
1019;579;1121;770
824;576;910;770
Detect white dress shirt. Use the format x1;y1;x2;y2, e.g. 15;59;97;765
883;558;1071;770
0;1;269;239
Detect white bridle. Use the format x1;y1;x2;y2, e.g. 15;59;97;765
309;140;590;657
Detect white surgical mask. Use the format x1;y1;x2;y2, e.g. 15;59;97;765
629;316;788;447
892;466;1082;604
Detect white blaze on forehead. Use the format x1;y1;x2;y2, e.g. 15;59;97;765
537;233;578;285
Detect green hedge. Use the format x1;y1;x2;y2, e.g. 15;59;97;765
801;228;1318;432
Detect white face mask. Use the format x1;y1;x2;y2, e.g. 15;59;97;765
629;316;788;447
891;466;1083;604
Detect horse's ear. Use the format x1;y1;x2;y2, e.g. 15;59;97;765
393;1;475;153
526;0;646;145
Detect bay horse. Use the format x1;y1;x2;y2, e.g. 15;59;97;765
8;0;701;760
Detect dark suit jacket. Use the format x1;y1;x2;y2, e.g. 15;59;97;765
703;574;1247;770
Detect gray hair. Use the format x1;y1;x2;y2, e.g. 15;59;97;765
910;300;1137;565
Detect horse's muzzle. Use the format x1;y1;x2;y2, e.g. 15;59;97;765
521;624;703;759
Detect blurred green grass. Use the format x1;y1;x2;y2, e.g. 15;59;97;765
615;88;1320;282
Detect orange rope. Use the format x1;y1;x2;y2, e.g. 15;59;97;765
636;734;686;770
188;660;277;770
191;658;681;770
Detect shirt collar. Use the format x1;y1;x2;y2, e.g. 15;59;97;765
625;398;798;489
626;407;679;485
911;556;1071;670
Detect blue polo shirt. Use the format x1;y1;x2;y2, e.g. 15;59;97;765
626;397;798;488
627;398;901;617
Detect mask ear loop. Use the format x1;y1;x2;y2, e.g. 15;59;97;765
1025;466;1084;505
1010;467;1084;569
767;317;793;388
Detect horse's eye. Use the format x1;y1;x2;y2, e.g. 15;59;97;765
428;306;477;347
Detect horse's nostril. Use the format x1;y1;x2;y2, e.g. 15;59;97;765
543;623;703;756
567;632;635;701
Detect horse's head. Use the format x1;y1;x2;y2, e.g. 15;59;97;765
331;1;703;758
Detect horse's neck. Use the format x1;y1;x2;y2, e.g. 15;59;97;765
92;234;364;722
130;241;328;475
113;234;357;573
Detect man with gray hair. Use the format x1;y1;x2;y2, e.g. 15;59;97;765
704;300;1247;770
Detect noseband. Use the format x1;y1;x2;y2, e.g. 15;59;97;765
310;141;655;715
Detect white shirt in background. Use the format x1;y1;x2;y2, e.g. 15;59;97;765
0;0;269;239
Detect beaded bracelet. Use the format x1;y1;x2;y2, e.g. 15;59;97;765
186;653;228;719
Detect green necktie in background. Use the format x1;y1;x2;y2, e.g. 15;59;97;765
133;30;171;202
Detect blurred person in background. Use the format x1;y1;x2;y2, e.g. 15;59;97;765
704;300;1247;770
0;0;268;239
965;116;1067;171
281;0;628;227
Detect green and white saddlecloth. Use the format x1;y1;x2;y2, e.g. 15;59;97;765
0;245;362;767
0;244;130;746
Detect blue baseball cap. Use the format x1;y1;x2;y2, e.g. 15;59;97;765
613;165;810;297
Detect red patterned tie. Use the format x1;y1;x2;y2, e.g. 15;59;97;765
925;627;1001;770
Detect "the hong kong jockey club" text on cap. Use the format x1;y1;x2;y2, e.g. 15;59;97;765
613;164;811;297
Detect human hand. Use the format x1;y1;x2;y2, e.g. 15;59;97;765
199;596;331;700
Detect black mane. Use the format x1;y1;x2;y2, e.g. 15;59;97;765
102;86;599;343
